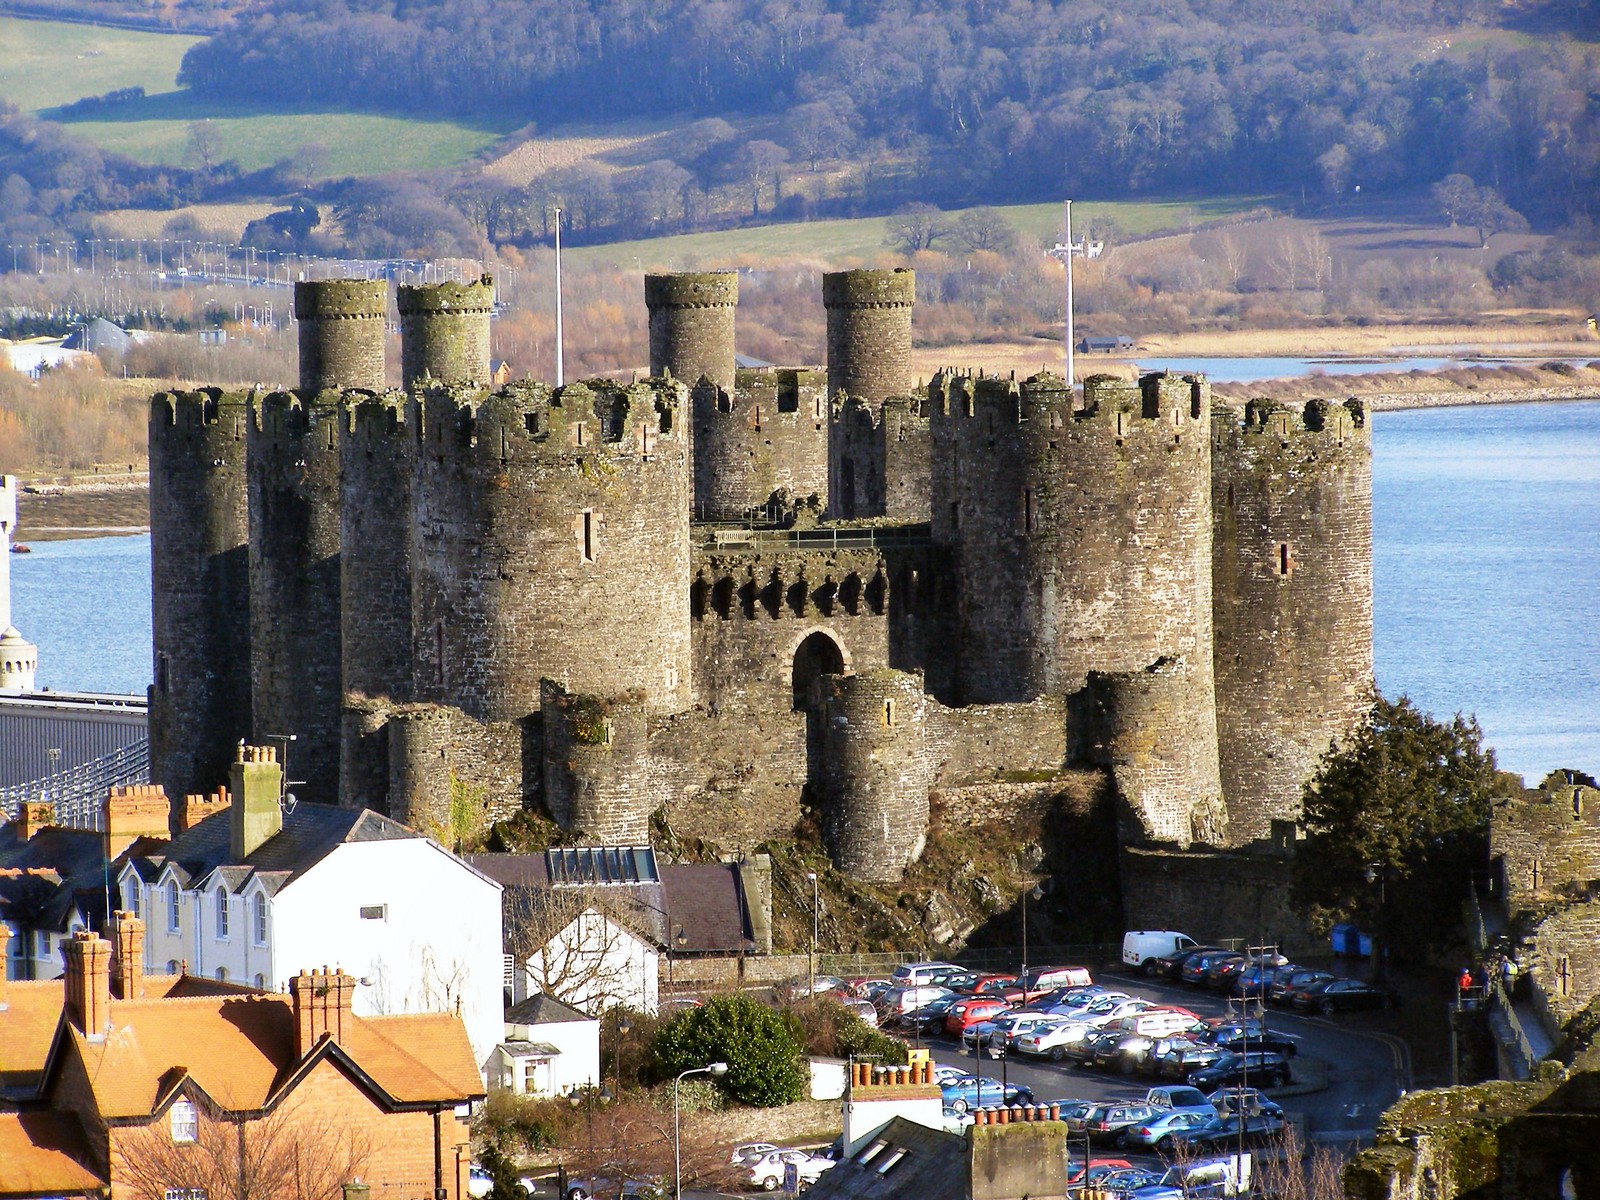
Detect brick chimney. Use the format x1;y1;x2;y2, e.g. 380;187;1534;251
63;930;112;1039
104;785;171;858
111;909;146;999
229;744;284;860
15;800;52;842
174;786;231;834
290;967;356;1057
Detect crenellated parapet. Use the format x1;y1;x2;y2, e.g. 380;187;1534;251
397;276;494;391
148;388;254;804
1211;396;1373;842
646;271;739;396
409;378;692;723
294;279;387;393
248;389;344;807
693;367;828;519
1492;771;1600;917
828;393;930;521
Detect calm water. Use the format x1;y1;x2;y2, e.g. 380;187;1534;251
10;399;1600;781
1132;355;1594;384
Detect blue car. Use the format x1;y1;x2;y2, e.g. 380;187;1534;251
940;1075;1034;1113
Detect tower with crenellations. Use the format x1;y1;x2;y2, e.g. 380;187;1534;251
146;263;1374;902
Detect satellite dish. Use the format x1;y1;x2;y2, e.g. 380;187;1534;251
281;791;298;815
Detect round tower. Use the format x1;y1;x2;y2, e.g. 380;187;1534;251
386;704;455;832
397;276;495;391
0;626;38;692
818;668;933;882
541;679;657;842
1084;657;1227;846
645;271;738;395
936;370;1217;709
693;367;828;519
248;390;343;807
1212;398;1373;843
148;389;253;803
294;279;388;393
410;378;692;722
822;268;914;403
339;390;413;810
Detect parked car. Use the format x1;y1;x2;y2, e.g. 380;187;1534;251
891;961;964;987
850;977;892;998
1123;930;1198;969
896;996;961;1034
1293;977;1401;1014
1182;950;1244;986
941;1075;1033;1113
1187;1050;1293;1091
1204;954;1253;991
1017;1019;1097;1061
945;996;1012;1035
1122;1109;1217;1150
1068;1027;1126;1066
618;1180;665;1200
843;998;880;1027
879;984;955;1015
938;970;983;993
1065;1159;1135;1186
1269;968;1335;1005
965;1010;1060;1053
1148;944;1224;980
1081;1101;1163;1146
1233;961;1297;998
1210;1087;1285;1118
781;974;851;1001
730;1143;780;1165
746;1149;835;1192
1053;1099;1096;1133
1212;1029;1298;1058
932;1063;971;1086
1169;1112;1286;1151
467;1166;494;1199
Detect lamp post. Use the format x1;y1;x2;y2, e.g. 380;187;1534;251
1020;883;1043;996
807;871;818;998
675;1062;728;1200
1364;863;1387;985
568;1084;612;1181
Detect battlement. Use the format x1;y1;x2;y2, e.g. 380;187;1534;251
831;393;929;432
150;388;255;432
396;274;494;315
731;366;827;415
1219;397;1368;444
292;279;388;320
417;378;686;460
822;268;915;309
342;389;408;442
252;389;342;444
644;271;739;309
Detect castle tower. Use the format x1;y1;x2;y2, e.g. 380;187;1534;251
818;669;933;881
828;395;931;521
339;391;413;810
148;390;253;803
1211;398;1373;842
397;276;495;391
934;371;1218;711
822;269;914;404
247;391;343;806
294;279;387;393
1084;657;1228;845
541;679;659;843
409;379;692;724
693;367;828;519
645;272;738;395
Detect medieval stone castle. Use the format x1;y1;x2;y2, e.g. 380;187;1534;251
147;268;1373;883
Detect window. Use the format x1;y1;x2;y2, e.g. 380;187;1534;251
253;893;268;945
166;960;179;975
253;974;265;989
214;888;229;939
580;510;595;563
359;905;387;921
124;880;141;920
1278;543;1292;576
170;1098;198;1144
168;883;180;933
876;1149;909;1175
215;967;228;982
1023;488;1037;533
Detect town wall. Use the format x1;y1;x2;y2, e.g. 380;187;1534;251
828;396;930;521
651;705;810;848
397;276;494;390
385;701;527;838
1119;845;1315;953
646;271;738;395
1212;398;1373;843
1525;903;1600;1033
293;279;386;393
147;389;253;804
693;367;828;519
1492;773;1600;916
247;390;343;806
823;268;914;403
541;679;660;842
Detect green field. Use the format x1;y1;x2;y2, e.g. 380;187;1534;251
2;16;509;176
572;197;1273;270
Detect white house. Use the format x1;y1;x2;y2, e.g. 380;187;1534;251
117;745;504;1071
517;904;660;1015
488;992;602;1098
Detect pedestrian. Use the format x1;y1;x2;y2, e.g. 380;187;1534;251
1458;967;1473;997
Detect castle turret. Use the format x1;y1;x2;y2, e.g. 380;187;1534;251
819;669;933;881
410;379;692;723
398;276;495;391
294;280;387;393
248;391;342;806
693;367;828;519
1211;398;1373;842
541;679;659;843
828;395;931;521
645;272;738;396
148;390;253;802
339;391;413;810
823;269;914;404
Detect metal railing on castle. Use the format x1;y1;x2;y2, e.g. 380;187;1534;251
695;522;932;553
0;739;150;828
1486;973;1540;1077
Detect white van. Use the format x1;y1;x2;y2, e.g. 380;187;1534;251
890;961;962;987
1111;1008;1201;1039
1122;930;1196;968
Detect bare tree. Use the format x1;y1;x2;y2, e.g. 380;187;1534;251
732;140;788;217
886;202;951;252
185;120;223;173
502;887;657;1013
953;207;1018;254
114;1097;372;1200
1211;230;1249;290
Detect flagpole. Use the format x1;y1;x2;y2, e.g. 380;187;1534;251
553;207;565;387
1064;199;1075;388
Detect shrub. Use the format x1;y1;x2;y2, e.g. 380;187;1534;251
786;997;909;1065
651;994;806;1107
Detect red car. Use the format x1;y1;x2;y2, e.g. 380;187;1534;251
944;997;1011;1035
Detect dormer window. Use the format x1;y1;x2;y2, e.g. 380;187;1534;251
124;879;141;920
170;1098;198;1144
215;888;230;939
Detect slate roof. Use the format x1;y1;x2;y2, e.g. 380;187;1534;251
0;825;111;933
133;803;417;895
61;318;130;354
805;1116;966;1200
506;992;594;1026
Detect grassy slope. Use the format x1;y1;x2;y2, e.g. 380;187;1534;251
571;197;1272;270
2;16;507;176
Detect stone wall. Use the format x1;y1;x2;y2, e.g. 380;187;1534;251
148;389;253;804
828;396;930;521
541;679;660;842
1211;398;1372;843
293;279;386;393
1525;904;1600;1032
1492;776;1600;916
1364;385;1600;411
651;705;810;848
1119;845;1315;953
928;694;1069;788
693;368;828;519
397;277;493;390
385;701;528;837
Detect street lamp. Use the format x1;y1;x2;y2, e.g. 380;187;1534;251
674;1062;728;1200
1020;882;1044;994
1364;864;1388;984
807;871;819;998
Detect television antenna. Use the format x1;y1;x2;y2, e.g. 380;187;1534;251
263;733;305;815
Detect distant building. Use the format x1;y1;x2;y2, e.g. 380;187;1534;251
1078;335;1136;353
490;992;602;1098
61;317;132;356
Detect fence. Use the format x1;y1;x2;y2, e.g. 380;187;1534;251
0;738;149;828
696;523;932;553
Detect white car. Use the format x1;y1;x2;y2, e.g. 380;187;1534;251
731;1142;781;1165
844;998;880;1027
1015;1019;1095;1060
747;1149;835;1192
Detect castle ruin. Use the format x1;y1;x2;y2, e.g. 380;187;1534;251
147;268;1373;885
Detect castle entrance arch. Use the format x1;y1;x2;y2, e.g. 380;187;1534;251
792;630;845;710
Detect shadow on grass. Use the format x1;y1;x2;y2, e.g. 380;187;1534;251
43;89;517;134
